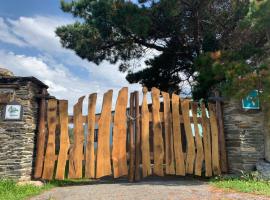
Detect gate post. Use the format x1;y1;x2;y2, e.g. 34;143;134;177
0;73;48;181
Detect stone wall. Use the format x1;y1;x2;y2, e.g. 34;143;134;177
0;77;47;180
224;100;265;173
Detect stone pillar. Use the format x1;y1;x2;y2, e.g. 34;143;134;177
0;76;48;180
223;100;265;173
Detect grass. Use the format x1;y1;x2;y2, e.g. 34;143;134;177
0;179;54;200
0;179;95;200
210;175;270;196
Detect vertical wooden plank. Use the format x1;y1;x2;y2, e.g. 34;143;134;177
162;91;175;175
171;94;185;176
85;93;97;179
34;88;47;179
215;91;228;173
68;96;85;179
96;90;113;178
141;87;151;178
192;102;204;176
128;92;135;182
112;87;128;178
201;103;212;177
55;100;70;180
209;103;221;175
134;91;141;181
181;99;195;174
151;87;164;176
42;99;57;180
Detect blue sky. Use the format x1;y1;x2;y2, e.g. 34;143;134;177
0;0;142;112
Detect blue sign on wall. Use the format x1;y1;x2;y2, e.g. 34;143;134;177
242;90;260;110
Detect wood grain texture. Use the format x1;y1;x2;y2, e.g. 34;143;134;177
215;91;228;173
181;99;195;174
68;96;85;179
85;93;97;178
141;88;151;178
96;90;113;178
42;99;57;180
34;88;47;179
171;94;185;176
55;100;70;180
162;91;175;175
151;87;164;176
112;88;128;178
208;103;221;175
128;92;135;182
134;91;141;181
201;103;212;177
191;103;204;176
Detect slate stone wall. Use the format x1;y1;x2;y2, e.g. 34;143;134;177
0;77;47;180
223;100;265;173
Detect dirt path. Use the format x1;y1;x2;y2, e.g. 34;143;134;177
30;177;270;200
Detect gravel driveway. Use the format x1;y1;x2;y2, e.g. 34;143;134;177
30;177;270;200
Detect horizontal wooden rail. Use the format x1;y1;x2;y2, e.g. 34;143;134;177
68;112;203;124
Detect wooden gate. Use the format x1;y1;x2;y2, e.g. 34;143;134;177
34;87;227;181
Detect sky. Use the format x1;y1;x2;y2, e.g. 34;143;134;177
0;0;142;113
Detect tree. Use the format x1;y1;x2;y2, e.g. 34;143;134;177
56;0;250;94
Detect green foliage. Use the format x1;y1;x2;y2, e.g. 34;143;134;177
210;173;270;196
0;180;53;200
192;0;270;100
56;0;251;94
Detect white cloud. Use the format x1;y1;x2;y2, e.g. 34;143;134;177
0;18;27;47
0;15;144;113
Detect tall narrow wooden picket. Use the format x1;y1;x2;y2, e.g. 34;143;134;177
85;93;97;179
181;99;195;174
134;91;141;181
201;103;212;177
191;103;204;176
34;88;47;179
42;99;57;180
208;103;221;175
68;96;85;179
128;92;135;182
151;87;164;176
55;100;70;180
112;87;128;178
162;92;175;175
171;94;185;175
141;88;151;178
96;90;113;178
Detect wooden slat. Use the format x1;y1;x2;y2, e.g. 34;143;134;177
55;100;70;180
141;87;151;178
42;99;57;180
215;91;228;173
112;87;128;178
68;96;85;179
151;87;164;176
192;103;204;176
85;93;97;178
162;91;175;175
208;103;221;175
201;103;212;177
96;90;113;178
34;88;47;179
181;99;195;174
171;94;185;176
128;92;135;182
134;91;141;181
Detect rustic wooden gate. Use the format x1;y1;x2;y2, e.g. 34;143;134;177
34;87;227;181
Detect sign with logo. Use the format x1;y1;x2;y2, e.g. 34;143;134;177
4;102;23;120
242;90;260;110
